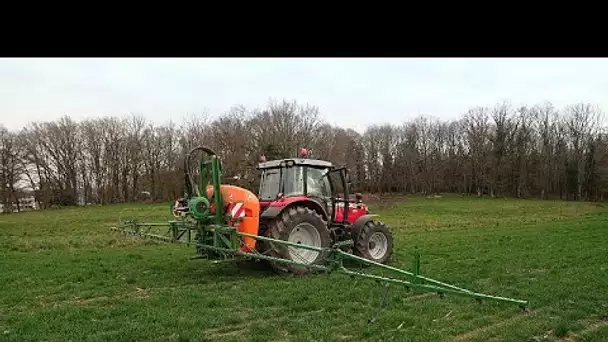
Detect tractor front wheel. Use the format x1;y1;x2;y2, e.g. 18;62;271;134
353;220;394;264
265;206;331;275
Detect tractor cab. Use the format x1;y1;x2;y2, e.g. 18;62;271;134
256;151;366;226
258;158;333;198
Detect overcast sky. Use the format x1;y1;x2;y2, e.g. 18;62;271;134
1;58;607;133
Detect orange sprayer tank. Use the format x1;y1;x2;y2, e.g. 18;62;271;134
205;184;260;252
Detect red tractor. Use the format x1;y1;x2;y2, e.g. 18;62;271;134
254;149;394;274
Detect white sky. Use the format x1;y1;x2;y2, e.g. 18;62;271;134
1;58;607;133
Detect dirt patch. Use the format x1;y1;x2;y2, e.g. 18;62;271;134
559;317;608;341
202;307;328;338
38;295;113;309
74;296;112;306
130;287;150;299
336;334;355;340
526;268;548;274
362;193;407;210
453;308;541;341
38;288;151;309
206;326;248;339
361;193;381;202
404;293;435;301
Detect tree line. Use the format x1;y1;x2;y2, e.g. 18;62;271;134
1;98;607;211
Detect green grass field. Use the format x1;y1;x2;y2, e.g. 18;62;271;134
1;195;608;342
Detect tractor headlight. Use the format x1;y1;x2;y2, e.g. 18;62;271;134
188;197;210;219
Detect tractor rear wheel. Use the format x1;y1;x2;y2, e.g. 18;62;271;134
352;220;394;264
264;206;331;275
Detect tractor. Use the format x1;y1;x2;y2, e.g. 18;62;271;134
111;146;529;309
254;148;394;274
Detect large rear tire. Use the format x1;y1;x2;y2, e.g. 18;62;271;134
352;220;394;264
265;206;332;275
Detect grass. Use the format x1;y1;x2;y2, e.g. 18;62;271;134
1;194;608;341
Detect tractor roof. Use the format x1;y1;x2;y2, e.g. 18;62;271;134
257;158;334;169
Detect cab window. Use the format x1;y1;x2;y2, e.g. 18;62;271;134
307;167;331;198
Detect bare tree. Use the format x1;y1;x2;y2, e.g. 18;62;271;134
0;126;23;212
3;98;608;207
564;103;602;200
464;107;491;197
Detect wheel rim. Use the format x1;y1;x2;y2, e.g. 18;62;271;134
368;232;388;260
287;223;322;263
